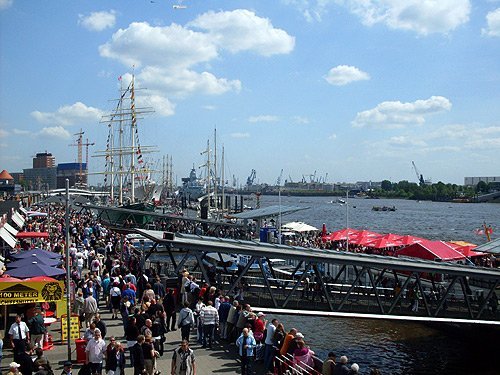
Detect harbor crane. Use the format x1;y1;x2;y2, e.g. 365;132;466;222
412;161;426;187
277;169;284;186
246;169;256;186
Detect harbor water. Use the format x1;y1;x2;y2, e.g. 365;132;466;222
254;195;499;374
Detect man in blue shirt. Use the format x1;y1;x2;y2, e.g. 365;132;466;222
121;284;136;306
236;328;256;375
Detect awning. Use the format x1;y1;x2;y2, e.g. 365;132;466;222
0;226;17;248
16;232;49;239
228;205;308;220
281;221;319;232
11;211;25;229
3;222;19;237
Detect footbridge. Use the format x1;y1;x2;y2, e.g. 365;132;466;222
135;229;500;325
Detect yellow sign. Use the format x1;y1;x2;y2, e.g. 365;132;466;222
61;314;80;341
0;281;65;305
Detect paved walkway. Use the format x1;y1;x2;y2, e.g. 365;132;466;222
1;302;265;375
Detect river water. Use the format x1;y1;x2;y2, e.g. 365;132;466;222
253;195;500;374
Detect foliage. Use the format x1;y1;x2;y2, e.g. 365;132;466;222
371;180;476;201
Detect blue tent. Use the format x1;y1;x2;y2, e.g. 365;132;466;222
6;263;65;278
12;248;62;260
7;257;62;268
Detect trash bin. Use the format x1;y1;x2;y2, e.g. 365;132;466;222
75;339;87;363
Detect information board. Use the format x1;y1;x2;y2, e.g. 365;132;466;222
61;314;80;341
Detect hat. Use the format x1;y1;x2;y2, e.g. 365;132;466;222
9;362;20;368
257;312;266;317
295;332;304;338
63;361;73;367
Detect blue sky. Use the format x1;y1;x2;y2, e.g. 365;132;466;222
1;0;499;186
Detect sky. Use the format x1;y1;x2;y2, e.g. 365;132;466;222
1;0;500;187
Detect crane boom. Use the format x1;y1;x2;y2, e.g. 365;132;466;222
412;161;425;186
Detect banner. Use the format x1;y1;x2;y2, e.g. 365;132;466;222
0;280;64;305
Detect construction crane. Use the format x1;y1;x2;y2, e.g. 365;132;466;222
412;161;426;187
277;169;284;186
246;169;256;186
70;129;94;185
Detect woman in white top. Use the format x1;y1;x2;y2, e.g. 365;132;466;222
109;282;122;319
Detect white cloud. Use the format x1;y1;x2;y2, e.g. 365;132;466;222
231;132;250;138
292;116;310;124
248;115;280;123
324;65;370;86
341;0;471;35
482;8;500;37
0;128;8;138
31;102;104;126
38;126;71;139
12;128;31;135
0;0;12;11
387;135;427;147
352;96;452;128
282;0;333;23
139;94;176;117
329;133;337;140
0;0;14;10
203;105;216;111
189;9;295;56
78;10;116;32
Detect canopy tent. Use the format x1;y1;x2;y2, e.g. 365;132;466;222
281;221;319;232
5;262;65;278
348;230;382;246
16;231;49;239
26;211;48;218
25;276;58;282
473;238;500;255
397;234;425;246
12;248;62;260
396;240;466;262
446;242;485;258
7;257;62;269
0;276;22;283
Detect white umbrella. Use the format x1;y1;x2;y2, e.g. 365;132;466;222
281;221;319;232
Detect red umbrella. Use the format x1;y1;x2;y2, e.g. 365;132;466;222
349;230;381;245
26;276;58;282
0;276;22;282
329;228;359;241
365;234;403;249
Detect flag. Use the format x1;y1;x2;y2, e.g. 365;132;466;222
118;75;122;81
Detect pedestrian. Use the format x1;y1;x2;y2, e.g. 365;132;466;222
127;334;143;375
142;335;155;375
28;308;46;349
334;356;350;375
60;361;73;375
94;315;107;340
7;362;22;375
348;363;360;375
200;301;218;349
162;288;177;332
236;328;256;375
170;340;196;375
9;315;30;362
263;318;279;372
109;283;122;320
105;340;125;375
85;329;106;375
84;294;99;327
322;352;336;375
73;291;85;328
18;345;35;375
177;302;194;342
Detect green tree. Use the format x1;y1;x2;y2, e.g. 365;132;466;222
381;180;392;191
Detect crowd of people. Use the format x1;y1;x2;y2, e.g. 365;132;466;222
1;201;382;375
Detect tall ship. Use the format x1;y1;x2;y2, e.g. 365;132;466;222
93;74;160;212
